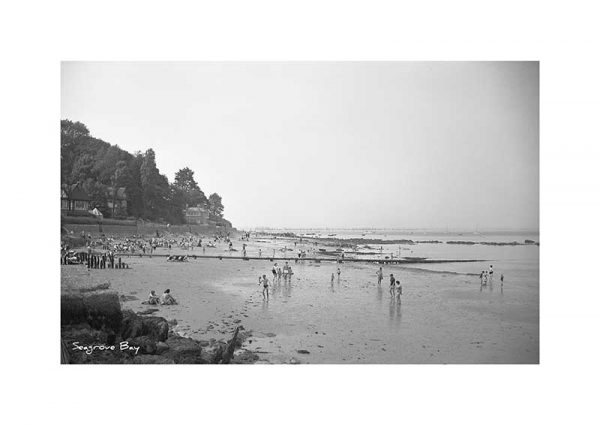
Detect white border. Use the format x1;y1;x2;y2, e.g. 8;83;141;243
2;0;599;424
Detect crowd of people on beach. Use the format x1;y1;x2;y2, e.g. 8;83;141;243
63;231;506;313
375;266;402;301
479;265;504;287
257;261;296;299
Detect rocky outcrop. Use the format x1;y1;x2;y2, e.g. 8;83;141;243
61;302;257;364
61;292;123;335
121;310;169;341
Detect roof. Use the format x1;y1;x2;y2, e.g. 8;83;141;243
185;206;208;215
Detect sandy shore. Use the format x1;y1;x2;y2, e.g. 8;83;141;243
61;235;539;363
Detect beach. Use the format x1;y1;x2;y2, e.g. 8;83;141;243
61;230;539;364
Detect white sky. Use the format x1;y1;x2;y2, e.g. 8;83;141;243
61;62;538;230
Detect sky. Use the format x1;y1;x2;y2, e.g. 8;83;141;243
61;62;539;231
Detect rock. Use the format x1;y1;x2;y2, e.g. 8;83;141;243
128;335;157;355
62;292;123;334
162;335;206;364
79;282;111;292
297;349;310;354
231;349;259;364
155;341;169;355
121;310;169;342
133;355;175;364
142;316;169;341
138;308;160;315
120;294;139;302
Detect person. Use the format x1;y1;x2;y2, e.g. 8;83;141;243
161;289;177;305
272;263;278;281
483;271;488;285
377;267;383;285
259;248;262;258
283;262;290;282
389;274;396;296
148;290;160;305
395;278;402;302
500;273;504;285
331;273;335;284
480;271;484;285
488;265;494;283
259;275;269;299
337;267;341;280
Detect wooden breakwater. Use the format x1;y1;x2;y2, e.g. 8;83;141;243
112;253;486;265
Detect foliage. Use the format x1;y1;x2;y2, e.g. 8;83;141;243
174;167;208;207
60;119;224;224
208;193;224;217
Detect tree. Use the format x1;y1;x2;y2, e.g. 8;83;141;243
61;120;89;139
110;160;129;217
69;154;95;185
140;149;165;220
208;193;224;217
174;167;207;207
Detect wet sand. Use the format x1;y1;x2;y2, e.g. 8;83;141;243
61;237;539;363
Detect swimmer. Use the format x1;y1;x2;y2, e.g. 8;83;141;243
395;279;402;302
377;267;383;285
389;274;396;296
259;275;269;299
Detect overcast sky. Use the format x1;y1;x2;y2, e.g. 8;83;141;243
61;62;538;230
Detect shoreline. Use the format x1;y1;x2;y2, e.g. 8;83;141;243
61;231;539;364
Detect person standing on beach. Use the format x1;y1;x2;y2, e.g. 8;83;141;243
377;267;384;285
272;263;278;281
259;248;262;258
395;278;402;303
389;274;396;296
331;273;335;285
500;274;504;285
337;267;341;281
259;275;269;300
489;265;494;283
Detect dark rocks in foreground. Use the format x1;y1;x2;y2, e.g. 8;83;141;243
61;290;258;364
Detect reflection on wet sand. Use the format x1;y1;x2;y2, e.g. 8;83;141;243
388;296;402;325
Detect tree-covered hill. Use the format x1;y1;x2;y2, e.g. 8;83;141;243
61;119;225;224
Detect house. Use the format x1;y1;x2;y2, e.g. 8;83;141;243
106;187;127;217
185;206;209;225
61;184;92;214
